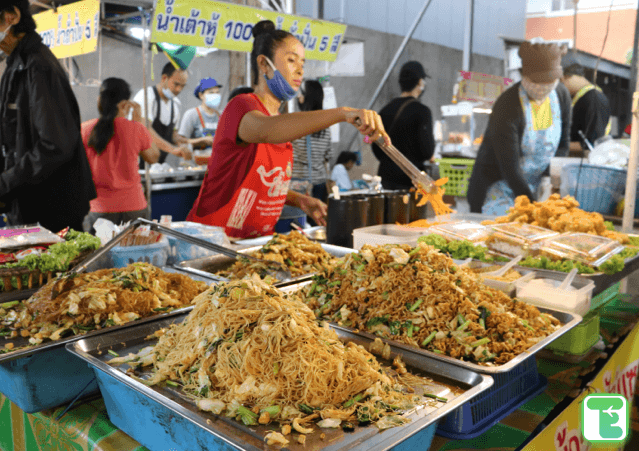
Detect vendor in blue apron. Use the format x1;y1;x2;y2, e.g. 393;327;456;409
468;42;571;215
178;77;222;151
132;61;193;166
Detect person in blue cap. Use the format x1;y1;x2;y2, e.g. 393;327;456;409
178;77;223;150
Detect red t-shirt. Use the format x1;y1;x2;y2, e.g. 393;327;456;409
190;93;291;218
82;117;152;213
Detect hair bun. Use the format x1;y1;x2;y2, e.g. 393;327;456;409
252;20;275;39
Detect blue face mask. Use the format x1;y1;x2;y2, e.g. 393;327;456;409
204;93;221;109
263;57;298;101
162;87;176;100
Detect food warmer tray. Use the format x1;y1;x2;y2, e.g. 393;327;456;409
282;280;581;375
176;243;355;287
66;313;493;451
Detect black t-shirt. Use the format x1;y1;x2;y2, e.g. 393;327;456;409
371;97;435;189
570;88;610;146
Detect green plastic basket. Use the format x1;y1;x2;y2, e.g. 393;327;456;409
590;282;621;312
545;310;600;355
437;158;475;197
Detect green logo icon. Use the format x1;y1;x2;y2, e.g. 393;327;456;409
581;394;629;444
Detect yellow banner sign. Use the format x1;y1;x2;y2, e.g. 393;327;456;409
151;0;347;61
522;322;639;451
34;0;99;59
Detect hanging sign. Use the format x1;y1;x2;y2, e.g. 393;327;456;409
456;71;514;106
521;322;639;451
34;0;100;59
151;0;347;62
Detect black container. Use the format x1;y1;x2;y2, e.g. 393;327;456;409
406;191;430;222
367;194;385;226
326;196;369;248
383;191;410;224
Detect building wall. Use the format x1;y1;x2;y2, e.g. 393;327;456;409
71;35;231;124
296;0;526;60
525;0;637;65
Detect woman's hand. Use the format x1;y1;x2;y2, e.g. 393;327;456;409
287;191;327;227
342;107;390;146
130;101;143;123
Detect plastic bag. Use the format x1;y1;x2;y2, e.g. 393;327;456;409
588;137;630;169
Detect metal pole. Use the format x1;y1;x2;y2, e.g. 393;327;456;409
344;0;435;151
140;7;152;218
462;0;474;71
627;0;639;133
621;82;639;234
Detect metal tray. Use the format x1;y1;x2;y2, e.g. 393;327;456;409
66;313;493;451
330;306;581;374
176;243;355;287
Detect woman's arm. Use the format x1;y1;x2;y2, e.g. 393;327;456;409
286;190;327;226
238;107;388;146
140;143;160;164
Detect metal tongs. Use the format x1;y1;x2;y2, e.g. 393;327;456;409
50;218;292;299
358;118;439;194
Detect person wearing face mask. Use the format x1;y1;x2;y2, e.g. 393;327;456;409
132;62;193;165
372;61;435;190
467;42;571;215
178;78;223;150
0;0;96;232
187;20;389;239
81;78;159;233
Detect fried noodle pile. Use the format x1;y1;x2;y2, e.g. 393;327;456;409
302;243;561;366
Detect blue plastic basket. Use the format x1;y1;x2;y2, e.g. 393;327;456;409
437;356;546;439
0;347;98;413
94;365;437;451
560;164;627;215
109;238;170;268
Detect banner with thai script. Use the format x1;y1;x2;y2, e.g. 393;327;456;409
34;0;99;59
151;0;347;61
456;71;514;106
521;322;639;451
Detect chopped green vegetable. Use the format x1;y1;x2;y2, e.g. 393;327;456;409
329;280;342;287
237;406;258;425
108;350;119;357
165;380;179;387
457;320;471;331
343;393;363;408
471;338;490;347
423;393;448;403
298;403;315;414
408;299;423;312
421;331;437;347
261;405;281;416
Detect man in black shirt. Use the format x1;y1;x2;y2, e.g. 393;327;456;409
372;61;435;190
561;60;611;152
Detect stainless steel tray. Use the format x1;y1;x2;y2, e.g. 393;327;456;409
67;313;493;451
176;243;354;287
277;280;582;374
331;306;581;374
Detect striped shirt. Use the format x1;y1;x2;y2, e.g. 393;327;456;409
291;128;332;184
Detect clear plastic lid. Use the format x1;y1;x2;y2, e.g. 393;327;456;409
429;221;491;243
488;222;559;246
538;233;625;267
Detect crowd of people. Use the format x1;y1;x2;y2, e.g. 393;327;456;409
0;0;618;239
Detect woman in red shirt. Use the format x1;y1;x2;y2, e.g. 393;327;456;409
81;78;159;233
188;20;389;239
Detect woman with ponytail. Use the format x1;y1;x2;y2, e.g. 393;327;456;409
188;20;389;239
81;78;159;233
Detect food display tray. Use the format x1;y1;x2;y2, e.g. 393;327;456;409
176;243;354;287
138;168;206;183
330;306;580;374
66;313;493;451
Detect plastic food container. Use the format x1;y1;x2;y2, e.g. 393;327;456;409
352;224;426;250
545;310;600;356
109;237;170;268
486;223;559;258
515;274;595;316
464;261;534;296
538;233;624;267
428;221;491;244
165;222;229;265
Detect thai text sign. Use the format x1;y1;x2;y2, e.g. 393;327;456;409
34;0;99;59
457;71;513;106
152;0;347;61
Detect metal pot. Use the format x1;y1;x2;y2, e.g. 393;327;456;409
326;196;369;248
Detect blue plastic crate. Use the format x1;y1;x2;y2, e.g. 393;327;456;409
0;347;98;413
437;356;546;439
560;164;626;215
109;238;170;268
165;222;229;265
94;365;438;451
